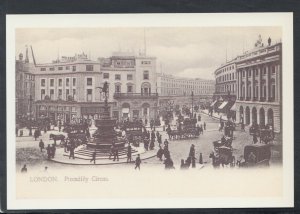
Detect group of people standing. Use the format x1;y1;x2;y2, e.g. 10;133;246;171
38;139;57;160
143;130;162;151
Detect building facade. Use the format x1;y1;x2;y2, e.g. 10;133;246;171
235;41;282;133
16;51;35;120
156;73;215;109
214;60;237;100
157;73;215;97
33;53;110;123
213;60;237;114
99;52;158;121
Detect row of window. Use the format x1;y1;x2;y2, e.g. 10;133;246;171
103;73;134;81
40;65;94;72
162;84;213;89
41;78;77;87
239;84;276;99
217;64;235;74
239;65;276;78
161;78;213;85
162;89;213;96
216;84;235;93
103;71;149;80
217;72;235;83
40;89;77;100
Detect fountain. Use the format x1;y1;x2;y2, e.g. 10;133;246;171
87;81;126;149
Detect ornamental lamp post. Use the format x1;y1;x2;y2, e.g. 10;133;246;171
29;94;33;136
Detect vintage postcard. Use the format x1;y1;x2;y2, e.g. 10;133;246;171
6;13;293;209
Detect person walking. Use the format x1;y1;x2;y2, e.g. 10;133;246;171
135;154;141;170
46;144;51;160
151;130;156;142
203;122;206;130
69;145;75;159
51;144;56;158
39;139;45;152
127;144;132;163
199;125;203;135
156;131;160;140
90;150;96;164
108;145;114;160
34;129;39;141
189;144;195;159
164;139;169;146
157;134;162;146
150;138;155;150
157;145;164;161
113;147;119;161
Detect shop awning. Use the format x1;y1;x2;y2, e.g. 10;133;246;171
218;101;228;109
210;100;217;107
230;103;236;111
122;108;129;113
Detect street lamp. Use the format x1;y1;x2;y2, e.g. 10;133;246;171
191;91;194;118
29;94;33;136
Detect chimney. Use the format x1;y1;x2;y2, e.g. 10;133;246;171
25;46;29;63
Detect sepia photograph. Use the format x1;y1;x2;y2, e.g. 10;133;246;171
6;13;294;209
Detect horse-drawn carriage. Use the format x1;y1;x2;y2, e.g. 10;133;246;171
167;118;199;140
123;121;145;146
209;146;235;167
63;123;89;145
249;124;274;144
212;136;233;151
238;144;271;167
224;120;236;138
210;135;235;167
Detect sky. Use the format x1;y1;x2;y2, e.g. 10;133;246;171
15;27;281;80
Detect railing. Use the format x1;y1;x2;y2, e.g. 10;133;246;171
114;93;159;99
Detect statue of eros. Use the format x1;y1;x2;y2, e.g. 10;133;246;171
96;81;109;99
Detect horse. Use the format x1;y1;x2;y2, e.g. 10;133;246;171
49;134;65;145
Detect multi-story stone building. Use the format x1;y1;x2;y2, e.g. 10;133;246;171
156;73;215;108
100;52;158;121
33;52;106;123
213;60;237;115
214;60;237;99
16;49;35;120
235;40;281;133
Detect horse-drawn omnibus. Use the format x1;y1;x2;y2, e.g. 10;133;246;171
167;118;199;140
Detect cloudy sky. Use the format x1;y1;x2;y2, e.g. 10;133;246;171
16;27;281;80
